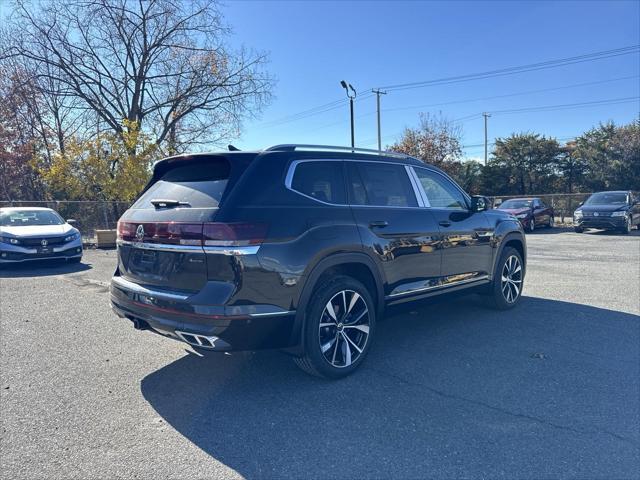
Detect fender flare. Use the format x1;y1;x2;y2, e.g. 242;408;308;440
493;230;527;279
288;252;385;352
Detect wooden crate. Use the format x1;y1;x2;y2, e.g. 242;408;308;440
95;229;117;248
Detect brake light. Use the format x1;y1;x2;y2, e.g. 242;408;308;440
116;221;269;246
117;221;137;241
203;223;269;246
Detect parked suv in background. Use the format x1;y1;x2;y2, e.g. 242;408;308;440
574;191;639;234
110;145;526;378
496;197;554;232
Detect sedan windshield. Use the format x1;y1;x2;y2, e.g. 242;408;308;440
0;210;65;226
499;199;532;209
584;192;628;205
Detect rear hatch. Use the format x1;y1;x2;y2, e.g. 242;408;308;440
117;155;247;293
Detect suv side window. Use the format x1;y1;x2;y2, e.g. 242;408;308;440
290;161;346;204
414;168;467;210
347;162;417;207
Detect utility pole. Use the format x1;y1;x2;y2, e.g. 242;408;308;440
483;112;491;166
372;89;387;151
340;80;357;148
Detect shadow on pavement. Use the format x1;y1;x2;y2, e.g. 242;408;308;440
0;259;91;278
141;295;640;479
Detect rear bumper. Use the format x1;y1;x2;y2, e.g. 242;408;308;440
110;275;297;351
574;217;625;230
0;242;83;263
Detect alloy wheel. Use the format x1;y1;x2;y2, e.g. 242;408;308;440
529;218;535;232
318;290;370;368
501;255;522;304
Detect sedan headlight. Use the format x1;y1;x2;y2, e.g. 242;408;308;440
64;232;80;242
515;213;528;219
574;210;583;218
0;236;20;245
611;211;627;217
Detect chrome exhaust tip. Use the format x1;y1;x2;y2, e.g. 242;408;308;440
175;331;220;349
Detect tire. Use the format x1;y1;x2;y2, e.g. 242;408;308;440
547;216;554;228
620;216;632;234
574;226;584;233
485;246;524;310
293;275;376;379
528;218;535;232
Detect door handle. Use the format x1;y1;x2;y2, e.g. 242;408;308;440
438;221;452;227
369;220;388;228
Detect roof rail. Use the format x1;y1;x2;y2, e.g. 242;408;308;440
264;144;411;159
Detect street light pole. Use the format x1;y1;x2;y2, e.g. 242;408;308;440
341;80;357;148
372;89;387;151
483;112;491;166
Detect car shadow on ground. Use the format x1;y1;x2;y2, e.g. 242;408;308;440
141;295;640;479
528;226;640;236
0;259;91;278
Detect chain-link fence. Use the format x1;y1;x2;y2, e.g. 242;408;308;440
486;193;595;224
0;200;130;242
0;193;630;239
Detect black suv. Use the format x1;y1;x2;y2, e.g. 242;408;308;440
110;145;526;378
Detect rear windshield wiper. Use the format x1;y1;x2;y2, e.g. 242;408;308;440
150;199;191;209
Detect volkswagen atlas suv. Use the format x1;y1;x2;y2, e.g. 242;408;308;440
110;145;526;378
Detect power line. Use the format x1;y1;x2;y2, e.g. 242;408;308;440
380;45;640;92
255;45;639;131
357;96;639;148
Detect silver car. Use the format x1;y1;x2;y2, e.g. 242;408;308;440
0;207;83;265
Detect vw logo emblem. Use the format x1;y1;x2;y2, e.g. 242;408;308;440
135;224;145;241
41;239;48;247
593;212;599;217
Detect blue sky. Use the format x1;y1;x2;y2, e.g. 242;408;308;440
223;0;640;158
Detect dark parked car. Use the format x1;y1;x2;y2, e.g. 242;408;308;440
496;197;554;232
573;191;640;234
110;145;526;378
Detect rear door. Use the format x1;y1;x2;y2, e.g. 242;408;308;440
346;161;441;297
117;159;231;292
533;199;550;225
412;166;493;281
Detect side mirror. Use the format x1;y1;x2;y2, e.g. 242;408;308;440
578;201;584;207
470;196;488;212
67;219;77;225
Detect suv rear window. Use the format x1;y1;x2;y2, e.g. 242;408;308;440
290;161;346;204
132;161;230;209
347;162;417;207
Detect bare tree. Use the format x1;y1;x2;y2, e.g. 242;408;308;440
1;0;272;153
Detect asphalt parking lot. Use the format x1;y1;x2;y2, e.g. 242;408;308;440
1;227;639;479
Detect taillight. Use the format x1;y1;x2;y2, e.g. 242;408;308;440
117;221;268;247
117;221;136;241
203;223;268;246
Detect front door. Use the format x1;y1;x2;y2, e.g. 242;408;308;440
412;167;493;282
346;161;441;297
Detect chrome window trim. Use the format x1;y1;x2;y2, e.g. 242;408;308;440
410;165;471;211
285;158;426;209
386;275;489;299
284;159;348;207
405;165;430;208
111;275;190;301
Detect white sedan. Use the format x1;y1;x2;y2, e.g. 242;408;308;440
0;207;83;265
